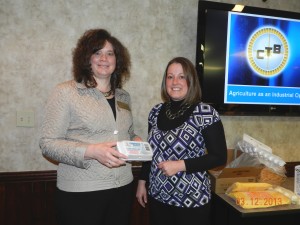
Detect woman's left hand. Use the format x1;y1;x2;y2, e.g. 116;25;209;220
157;160;186;176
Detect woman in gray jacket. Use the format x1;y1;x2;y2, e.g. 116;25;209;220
40;28;141;225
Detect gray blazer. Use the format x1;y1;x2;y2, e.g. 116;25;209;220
39;80;138;192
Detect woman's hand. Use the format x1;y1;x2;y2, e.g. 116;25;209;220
85;141;127;168
133;136;143;142
136;180;148;208
157;160;186;176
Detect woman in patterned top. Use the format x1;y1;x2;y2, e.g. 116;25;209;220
40;29;141;225
136;57;227;225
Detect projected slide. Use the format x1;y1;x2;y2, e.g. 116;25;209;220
224;12;300;105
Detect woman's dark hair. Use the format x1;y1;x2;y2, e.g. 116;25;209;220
161;57;202;104
72;29;131;91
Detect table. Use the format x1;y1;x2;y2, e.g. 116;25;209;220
211;178;300;225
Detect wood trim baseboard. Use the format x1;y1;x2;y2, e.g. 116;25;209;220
0;161;298;182
0;170;57;183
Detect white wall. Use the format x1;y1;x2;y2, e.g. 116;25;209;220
0;0;300;171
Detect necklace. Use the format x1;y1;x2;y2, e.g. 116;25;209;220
101;89;113;97
165;102;191;120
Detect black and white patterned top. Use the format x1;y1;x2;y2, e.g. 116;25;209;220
147;102;223;208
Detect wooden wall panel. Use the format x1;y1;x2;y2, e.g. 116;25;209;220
0;171;57;225
0;168;149;225
1;162;297;225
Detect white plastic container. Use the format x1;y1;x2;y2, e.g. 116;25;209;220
295;165;300;196
116;141;153;161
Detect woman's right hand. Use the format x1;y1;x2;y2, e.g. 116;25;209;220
85;141;127;168
136;180;148;208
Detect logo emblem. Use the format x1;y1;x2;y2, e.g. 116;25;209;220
247;27;289;77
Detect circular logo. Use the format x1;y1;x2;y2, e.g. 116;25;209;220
247;27;289;77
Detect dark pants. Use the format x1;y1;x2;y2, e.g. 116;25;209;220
149;196;212;225
55;182;133;225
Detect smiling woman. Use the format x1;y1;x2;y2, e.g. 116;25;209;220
165;62;188;101
90;41;116;90
39;28;142;225
136;57;227;225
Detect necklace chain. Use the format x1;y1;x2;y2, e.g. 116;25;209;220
101;89;113;97
165;102;191;120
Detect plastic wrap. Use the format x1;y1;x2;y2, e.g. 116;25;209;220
226;135;287;184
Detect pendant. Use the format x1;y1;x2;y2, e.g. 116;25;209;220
101;89;112;97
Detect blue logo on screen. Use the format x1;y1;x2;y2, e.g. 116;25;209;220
247;27;289;77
